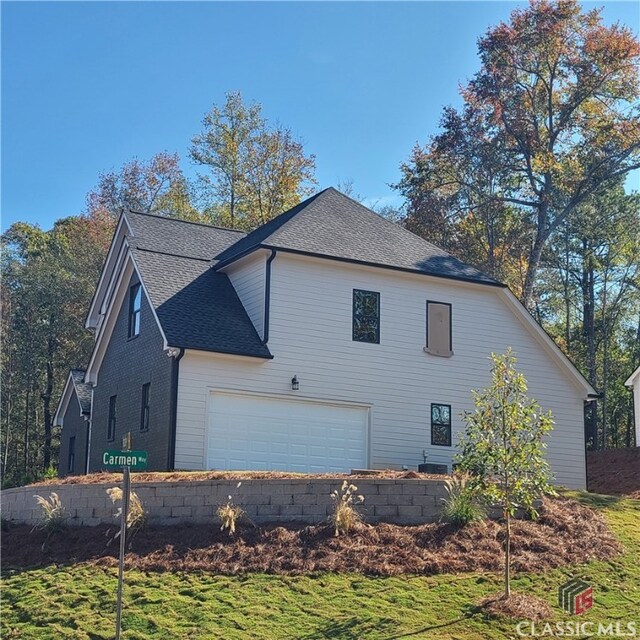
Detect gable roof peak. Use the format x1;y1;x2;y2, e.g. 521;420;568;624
214;187;501;286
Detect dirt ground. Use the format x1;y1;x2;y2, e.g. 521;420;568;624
587;448;640;498
2;497;619;576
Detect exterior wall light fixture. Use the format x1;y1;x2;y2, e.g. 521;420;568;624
291;375;299;391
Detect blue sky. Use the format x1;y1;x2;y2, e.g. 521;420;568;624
2;1;638;231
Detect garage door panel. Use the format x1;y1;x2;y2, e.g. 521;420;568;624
207;393;368;472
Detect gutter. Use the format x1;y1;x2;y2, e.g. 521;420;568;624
167;347;185;471
263;250;276;344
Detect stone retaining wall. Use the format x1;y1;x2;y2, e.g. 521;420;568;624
1;478;449;527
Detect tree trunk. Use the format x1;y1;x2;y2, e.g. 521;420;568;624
23;386;30;476
42;325;55;471
42;360;54;471
522;208;549;311
581;241;597;387
504;509;511;599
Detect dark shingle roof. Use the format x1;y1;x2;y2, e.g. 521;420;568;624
126;211;245;262
70;369;92;415
215;188;501;286
131;248;271;358
119;188;500;359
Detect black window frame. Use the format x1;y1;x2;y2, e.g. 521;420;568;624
426;300;453;356
352;289;381;344
140;382;151;432
68;436;76;473
128;283;142;339
107;395;117;442
430;403;452;447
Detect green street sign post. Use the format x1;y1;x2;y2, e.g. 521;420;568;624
105;434;148;640
102;450;148;471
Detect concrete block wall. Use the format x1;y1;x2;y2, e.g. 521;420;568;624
1;478;449;528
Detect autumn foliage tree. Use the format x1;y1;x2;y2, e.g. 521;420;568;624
85;151;198;221
1;215;113;485
190;91;316;229
396;0;640;308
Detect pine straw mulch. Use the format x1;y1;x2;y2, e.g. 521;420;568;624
2;497;620;576
27;469;439;487
587;448;640;499
480;592;553;621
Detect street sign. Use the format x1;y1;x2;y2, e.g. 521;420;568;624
102;450;148;471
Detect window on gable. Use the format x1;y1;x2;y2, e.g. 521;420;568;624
107;395;117;442
431;403;451;447
128;283;141;338
426;301;452;357
68;436;76;473
140;383;151;432
352;289;380;343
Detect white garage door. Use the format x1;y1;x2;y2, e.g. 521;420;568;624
207;392;368;472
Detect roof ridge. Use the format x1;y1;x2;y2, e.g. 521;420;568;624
132;246;213;263
126;209;246;234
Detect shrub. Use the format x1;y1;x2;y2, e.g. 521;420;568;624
217;482;244;536
107;486;147;539
42;466;58;481
33;492;67;533
441;474;485;526
330;480;365;536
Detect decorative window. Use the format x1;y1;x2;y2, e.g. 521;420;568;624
140;383;151;432
425;301;452;357
68;436;76;473
107;395;117;442
128;283;142;338
352;289;380;343
431;403;451;447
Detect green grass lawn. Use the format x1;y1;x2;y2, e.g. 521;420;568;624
2;491;639;640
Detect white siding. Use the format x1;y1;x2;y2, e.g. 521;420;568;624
223;251;267;339
176;253;587;489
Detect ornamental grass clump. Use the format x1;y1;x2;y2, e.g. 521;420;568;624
441;473;486;527
106;486;147;539
33;492;67;533
330;480;365;536
217;482;244;536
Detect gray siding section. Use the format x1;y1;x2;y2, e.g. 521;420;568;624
58;392;88;477
89;273;173;471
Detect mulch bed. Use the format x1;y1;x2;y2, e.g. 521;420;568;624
27;469;440;487
481;592;552;621
587;448;640;499
2;497;620;576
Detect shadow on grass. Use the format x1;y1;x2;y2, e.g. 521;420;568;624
300;616;397;639
386;605;480;639
568;491;628;511
299;606;479;640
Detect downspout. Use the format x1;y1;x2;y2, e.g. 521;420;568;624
168;348;185;471
262;250;276;344
85;387;94;474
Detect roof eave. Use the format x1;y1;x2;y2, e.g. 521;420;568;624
214;243;506;288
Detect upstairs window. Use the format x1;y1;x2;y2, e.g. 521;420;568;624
352;289;380;343
431;403;451;447
107;395;117;442
140;383;151;432
425;301;452;357
68;436;76;473
128;283;141;338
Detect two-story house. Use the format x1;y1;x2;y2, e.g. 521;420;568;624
55;188;596;488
